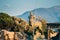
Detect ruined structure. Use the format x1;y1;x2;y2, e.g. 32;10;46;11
29;12;46;40
0;12;59;40
29;12;42;30
29;12;35;27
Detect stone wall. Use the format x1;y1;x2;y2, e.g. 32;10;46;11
0;30;18;40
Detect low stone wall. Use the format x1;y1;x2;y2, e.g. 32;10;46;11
0;30;28;40
0;30;18;40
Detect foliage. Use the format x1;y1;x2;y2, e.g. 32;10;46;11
0;13;14;29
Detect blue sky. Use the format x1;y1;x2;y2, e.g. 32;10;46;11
0;0;60;16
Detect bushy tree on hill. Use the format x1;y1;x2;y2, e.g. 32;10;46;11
0;13;14;29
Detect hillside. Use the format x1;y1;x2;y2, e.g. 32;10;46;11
17;6;60;23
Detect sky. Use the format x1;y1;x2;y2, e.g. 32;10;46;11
0;0;60;16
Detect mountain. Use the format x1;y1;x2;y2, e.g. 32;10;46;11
17;6;60;23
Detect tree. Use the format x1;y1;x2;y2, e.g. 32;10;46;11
0;13;14;29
